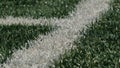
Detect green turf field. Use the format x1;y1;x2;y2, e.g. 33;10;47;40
51;0;120;67
0;0;81;64
0;24;55;63
0;0;80;18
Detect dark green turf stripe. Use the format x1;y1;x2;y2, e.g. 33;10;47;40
0;0;80;18
50;0;120;68
0;24;55;63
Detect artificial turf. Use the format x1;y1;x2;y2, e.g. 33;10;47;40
0;0;80;18
0;0;81;65
0;24;55;63
50;0;120;68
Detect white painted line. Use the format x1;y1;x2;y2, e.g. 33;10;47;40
1;0;111;68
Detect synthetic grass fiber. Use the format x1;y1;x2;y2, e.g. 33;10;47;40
0;0;82;66
0;0;110;67
0;0;80;18
0;0;81;65
0;24;55;63
51;0;120;68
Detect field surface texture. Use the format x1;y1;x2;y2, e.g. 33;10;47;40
0;0;79;18
52;0;120;68
0;0;113;68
